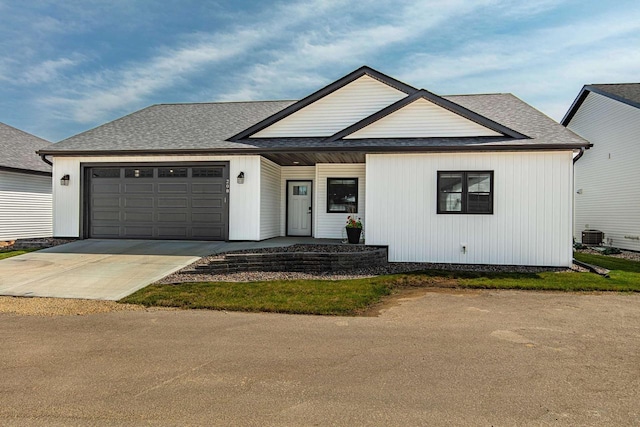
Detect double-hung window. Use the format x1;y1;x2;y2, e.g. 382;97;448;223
437;171;493;214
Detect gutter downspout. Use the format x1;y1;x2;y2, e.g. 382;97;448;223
571;147;586;266
40;153;53;167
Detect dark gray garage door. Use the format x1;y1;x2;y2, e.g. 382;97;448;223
87;164;229;240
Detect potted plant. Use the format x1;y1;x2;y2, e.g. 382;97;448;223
345;216;363;244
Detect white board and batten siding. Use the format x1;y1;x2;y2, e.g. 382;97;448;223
345;98;502;139
280;166;315;236
52;155;262;240
259;157;281;240
0;170;52;240
366;152;574;267
568;91;640;251
315;164;366;239
251;75;405;137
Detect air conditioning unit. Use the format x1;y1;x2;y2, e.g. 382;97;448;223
582;230;604;245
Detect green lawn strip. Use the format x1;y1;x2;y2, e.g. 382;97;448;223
574;252;640;273
392;269;640;292
121;265;640;316
121;278;393;316
0;248;38;260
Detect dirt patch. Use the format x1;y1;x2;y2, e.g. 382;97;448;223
362;283;485;317
0;238;77;250
0;296;151;317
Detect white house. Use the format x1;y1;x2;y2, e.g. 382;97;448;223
563;83;640;251
0;122;52;241
39;66;589;266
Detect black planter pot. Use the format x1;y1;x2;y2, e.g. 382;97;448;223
346;227;362;244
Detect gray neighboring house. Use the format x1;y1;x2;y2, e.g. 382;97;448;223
0;122;53;241
562;83;640;251
39;66;590;266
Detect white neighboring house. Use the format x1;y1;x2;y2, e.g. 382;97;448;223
563;84;640;251
39;66;590;266
0;122;53;241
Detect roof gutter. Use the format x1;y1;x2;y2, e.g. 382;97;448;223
40;153;53;166
37;143;593;157
573;147;586;163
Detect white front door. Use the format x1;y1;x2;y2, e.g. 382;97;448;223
287;181;312;236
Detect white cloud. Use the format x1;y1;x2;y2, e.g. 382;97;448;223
214;0;558;101
396;8;640;120
22;56;84;84
38;0;349;123
9;0;640;139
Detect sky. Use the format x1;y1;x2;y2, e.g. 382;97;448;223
1;0;639;142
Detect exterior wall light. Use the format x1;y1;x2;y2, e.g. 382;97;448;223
237;172;245;184
60;174;70;186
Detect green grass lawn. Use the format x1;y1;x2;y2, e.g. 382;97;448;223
122;278;393;315
574;252;640;273
0;248;38;260
121;252;640;316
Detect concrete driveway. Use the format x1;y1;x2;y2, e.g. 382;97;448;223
0;239;232;300
1;290;639;425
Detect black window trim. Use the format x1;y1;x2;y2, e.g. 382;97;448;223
326;177;359;214
437;170;494;215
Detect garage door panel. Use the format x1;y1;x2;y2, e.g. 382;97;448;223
157;197;188;208
89;165;228;240
157;227;189;238
192;198;222;208
157;212;189;222
124;183;154;193
122;226;154;237
92;226;121;237
94;197;121;208
158;183;189;193
192;183;223;194
93;183;121;193
192;212;222;222
123;211;154;222
92;211;120;221
124;197;154;208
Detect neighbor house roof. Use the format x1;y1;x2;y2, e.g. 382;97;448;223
40;66;590;158
0;122;52;174
562;83;640;126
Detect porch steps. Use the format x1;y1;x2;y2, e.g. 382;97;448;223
183;247;388;274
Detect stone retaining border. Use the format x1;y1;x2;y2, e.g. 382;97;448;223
187;246;388;274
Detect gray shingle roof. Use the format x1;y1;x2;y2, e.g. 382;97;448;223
588;83;640;106
0;122;51;173
41;93;588;155
445;94;588;147
45;101;295;152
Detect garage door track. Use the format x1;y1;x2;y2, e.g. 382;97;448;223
0;239;231;300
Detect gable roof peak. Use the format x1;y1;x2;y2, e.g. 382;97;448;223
325;88;528;141
562;83;640;126
228;65;417;141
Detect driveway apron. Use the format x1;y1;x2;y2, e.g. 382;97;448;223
0;239;233;300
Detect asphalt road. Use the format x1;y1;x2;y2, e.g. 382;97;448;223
2;289;639;426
